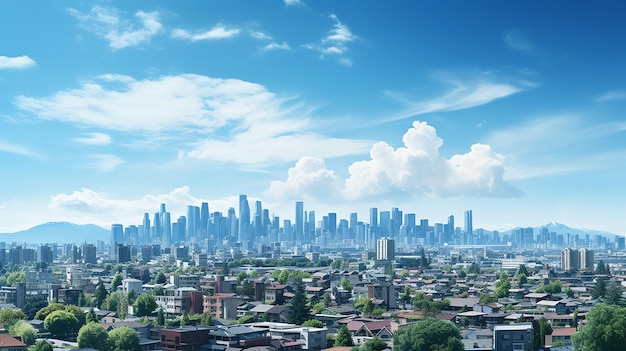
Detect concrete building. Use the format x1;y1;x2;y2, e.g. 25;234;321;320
493;323;533;351
376;237;395;261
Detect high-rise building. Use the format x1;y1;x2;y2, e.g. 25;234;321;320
370;208;378;239
110;224;124;252
579;248;594;271
238;195;251;243
561;248;580;271
295;201;304;242
142;213;151;243
464;210;473;236
376;237;395;261
162;212;171;247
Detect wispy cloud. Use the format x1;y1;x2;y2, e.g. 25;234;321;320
385;80;522;122
0;55;36;69
0;141;41;158
16;73;372;166
250;31;272;41
303;14;357;65
284;0;304;6
74;132;112;146
262;42;290;51
85;154;123;172
504;29;535;53
171;24;241;41
594;90;626;102
67;5;162;50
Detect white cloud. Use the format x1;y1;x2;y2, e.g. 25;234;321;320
268;121;521;202
304;14;357;65
68;5;162;50
0;141;41;158
266;157;340;200
385;80;522;122
504;29;535;53
171;25;240;41
0;55;36;69
594;90;626;102
262;42;290;51
284;0;304;6
74;132;112;146
16;73;372;166
250;31;272;41
86;154;123;172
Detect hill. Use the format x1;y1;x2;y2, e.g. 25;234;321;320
0;222;109;244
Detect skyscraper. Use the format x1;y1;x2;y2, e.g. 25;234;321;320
110;224;124;252
295;201;304;242
162;212;171;247
464;210;473;235
200;202;209;239
376;237;395;261
370;207;378;242
238;195;251;243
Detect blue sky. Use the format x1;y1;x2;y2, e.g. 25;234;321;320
2;1;626;235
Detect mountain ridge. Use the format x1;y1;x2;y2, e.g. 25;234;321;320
0;222;109;244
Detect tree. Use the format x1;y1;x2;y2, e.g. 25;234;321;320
323;292;333;307
400;286;413;309
358;336;388;351
479;293;497;305
393;318;463;351
532;317;552;349
111;272;123;292
157;308;165;326
341;278;353;291
0;309;27;328
108;326;141;351
593;277;607;299
23;295;48;320
78;322;109;351
605;284;623;305
334;325;354;347
33;340;54;351
94;281;109;308
302;319;324;328
9;321;36;345
288;283;310;325
200;313;214;326
467;262;481;274
34;302;64;321
362;299;374;315
572;304;626;351
86;307;98;324
134;293;157;317
518;273;528;286
6;271;25;286
127;290;137;305
595;260;610;275
65;304;87;328
518;264;529;277
44;310;79;338
494;271;511;298
237;280;255;299
155;271;167;284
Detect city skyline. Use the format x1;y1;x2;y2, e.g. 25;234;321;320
2;1;626;235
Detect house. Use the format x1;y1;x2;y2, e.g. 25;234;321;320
202;293;240;319
367;283;398;309
347;319;394;347
0;333;27;351
493;323;533;351
247;321;329;350
160;326;213;351
265;284;287;305
547;327;577;346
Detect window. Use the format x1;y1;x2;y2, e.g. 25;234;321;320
513;343;524;350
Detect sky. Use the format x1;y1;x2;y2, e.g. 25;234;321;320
2;1;626;235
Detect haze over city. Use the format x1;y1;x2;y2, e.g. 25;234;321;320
2;1;626;236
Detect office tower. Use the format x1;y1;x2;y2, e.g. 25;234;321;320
446;215;454;244
464;210;473;236
38;245;54;264
116;244;131;263
295;201;304;242
579;248;594;271
404;213;416;238
227;207;237;242
328;213;337;240
238;195;251;243
162;212;171;247
561;248;579;271
176;216;187;244
142;213;150;243
349;213;358;239
283;220;292;242
524;227;534;247
308;211;316;242
153;212;162;242
380;211;390;238
187;205;198;242
82;244;97;264
338;219;349;241
376;237;395;261
200;202;209;239
110;224;124;252
370;208;378;239
391;207;402;238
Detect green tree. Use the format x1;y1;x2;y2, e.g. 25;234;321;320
605;284;623;305
94;281;109;308
33;340;54;351
302;319;324;328
6;271;25;286
111;272;123;292
518;264;529;277
34;302;64;321
518;273;528;286
288;283;310;325
86;307;98;324
494;271;511;298
157;308;165;326
467;262;481;274
200;313;214;326
0;309;27;328
335;325;354;347
237;271;249;285
134;293;157;317
593;277;607;299
65;304;87;328
323;292;333;307
400;286;413;309
78;322;109;351
532;317;552;349
362;299;374;315
479;293;497;305
237;280;255;299
155;271;167;284
127;290;137;305
595;260;609;275
153;285;165;296
358;336;388;351
393;318;463;351
572;304;626;351
44;310;79;338
23;295;48;320
9;321;36;345
341;278;353;291
107;326;141;351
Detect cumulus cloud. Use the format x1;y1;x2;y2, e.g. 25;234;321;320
0;55;36;69
284;0;304;5
266;157;341;200
74;132;112;146
268;121;521;201
262;42;291;51
171;25;241;41
68;5;162;50
250;31;273;41
15;73;372;166
304;14;357;65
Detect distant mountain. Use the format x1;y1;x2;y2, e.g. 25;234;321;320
0;222;109;244
502;222;621;239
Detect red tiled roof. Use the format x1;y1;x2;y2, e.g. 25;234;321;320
552;327;577;337
0;333;26;347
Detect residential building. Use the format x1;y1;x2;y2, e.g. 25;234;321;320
493;324;533;351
